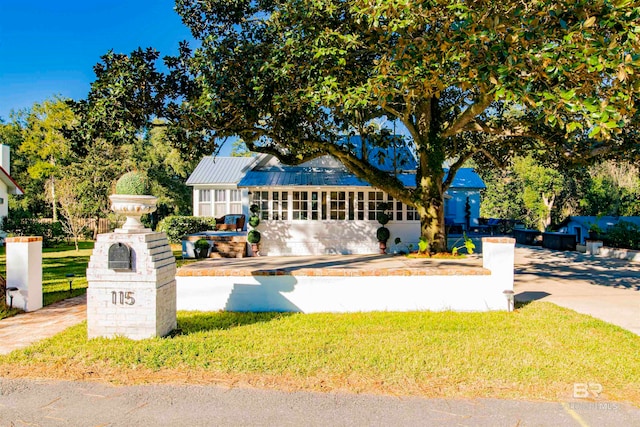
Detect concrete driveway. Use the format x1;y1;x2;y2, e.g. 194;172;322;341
513;245;640;335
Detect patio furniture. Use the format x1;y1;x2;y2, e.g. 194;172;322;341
215;214;246;231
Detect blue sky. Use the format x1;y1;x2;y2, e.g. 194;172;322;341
0;1;192;121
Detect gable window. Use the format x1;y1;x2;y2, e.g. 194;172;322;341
406;203;418;221
292;191;309;220
357;192;365;220
198;189;212;216
310;191;320;220
210;189;243;217
213;189;227;217
329;191;347;220
394;198;403;221
252;191;270;220
229;189;242;214
368;191;385;220
271;191;289;220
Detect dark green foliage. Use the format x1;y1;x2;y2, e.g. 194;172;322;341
376;226;390;242
602;221;640;250
194;238;210;250
115;171;150;195
248;215;260;228
2;210;65;248
376;212;389;226
157;216;217;243
194;238;210;258
247;229;261;244
377;203;390;226
250;204;260;215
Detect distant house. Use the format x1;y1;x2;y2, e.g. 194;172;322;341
558;216;640;244
0;144;24;229
186;137;485;255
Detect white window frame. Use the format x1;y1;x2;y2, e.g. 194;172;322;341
198;189;212;216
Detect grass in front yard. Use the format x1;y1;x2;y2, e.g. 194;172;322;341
0;302;638;403
0;241;189;319
0;241;92;316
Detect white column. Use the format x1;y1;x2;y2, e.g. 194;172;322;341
482;237;516;292
586;240;603;255
6;236;43;312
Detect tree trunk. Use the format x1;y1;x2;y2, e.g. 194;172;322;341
51;176;58;222
541;194;555;230
415;99;447;253
416;171;447;253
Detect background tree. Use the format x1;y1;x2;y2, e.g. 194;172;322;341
230;139;254;157
51;176;87;251
19;97;75;221
77;0;640;251
513;156;566;230
580;160;640;216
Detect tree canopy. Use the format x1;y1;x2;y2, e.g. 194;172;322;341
75;0;640;251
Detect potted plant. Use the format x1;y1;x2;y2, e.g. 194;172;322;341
248;204;261;256
194;238;210;259
109;171;157;233
376;203;391;254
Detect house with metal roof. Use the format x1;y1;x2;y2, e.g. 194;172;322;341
0;145;24;228
186;137;485;255
557;216;640;244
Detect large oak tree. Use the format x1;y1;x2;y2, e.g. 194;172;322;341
78;0;640;251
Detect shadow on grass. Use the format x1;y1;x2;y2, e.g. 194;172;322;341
42;256;90;277
42;241;95;253
43;288;87;306
0;304;23;321
173;311;294;336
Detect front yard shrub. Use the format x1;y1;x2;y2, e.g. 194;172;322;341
2;211;65;248
157;216;217;243
602;221;640;250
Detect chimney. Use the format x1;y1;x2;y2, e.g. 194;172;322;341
0;144;10;175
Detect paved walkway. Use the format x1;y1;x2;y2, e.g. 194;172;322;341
0;295;86;355
0;246;639;356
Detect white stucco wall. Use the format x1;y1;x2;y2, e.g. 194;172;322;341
255;220;420;256
176;238;515;312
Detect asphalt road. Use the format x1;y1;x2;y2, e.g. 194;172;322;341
1;378;639;426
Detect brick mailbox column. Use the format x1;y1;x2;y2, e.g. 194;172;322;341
86;232;177;340
5;236;43;312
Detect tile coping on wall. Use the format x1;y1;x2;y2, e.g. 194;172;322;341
177;267;491;277
482;237;516;244
5;236;43;243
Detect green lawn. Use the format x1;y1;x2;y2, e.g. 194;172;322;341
1;302;639;404
0;241;93;318
1;241;191;319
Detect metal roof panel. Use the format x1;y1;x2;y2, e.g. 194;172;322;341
186;156;257;185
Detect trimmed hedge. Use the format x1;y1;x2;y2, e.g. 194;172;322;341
2;214;65;248
157;216;217;243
